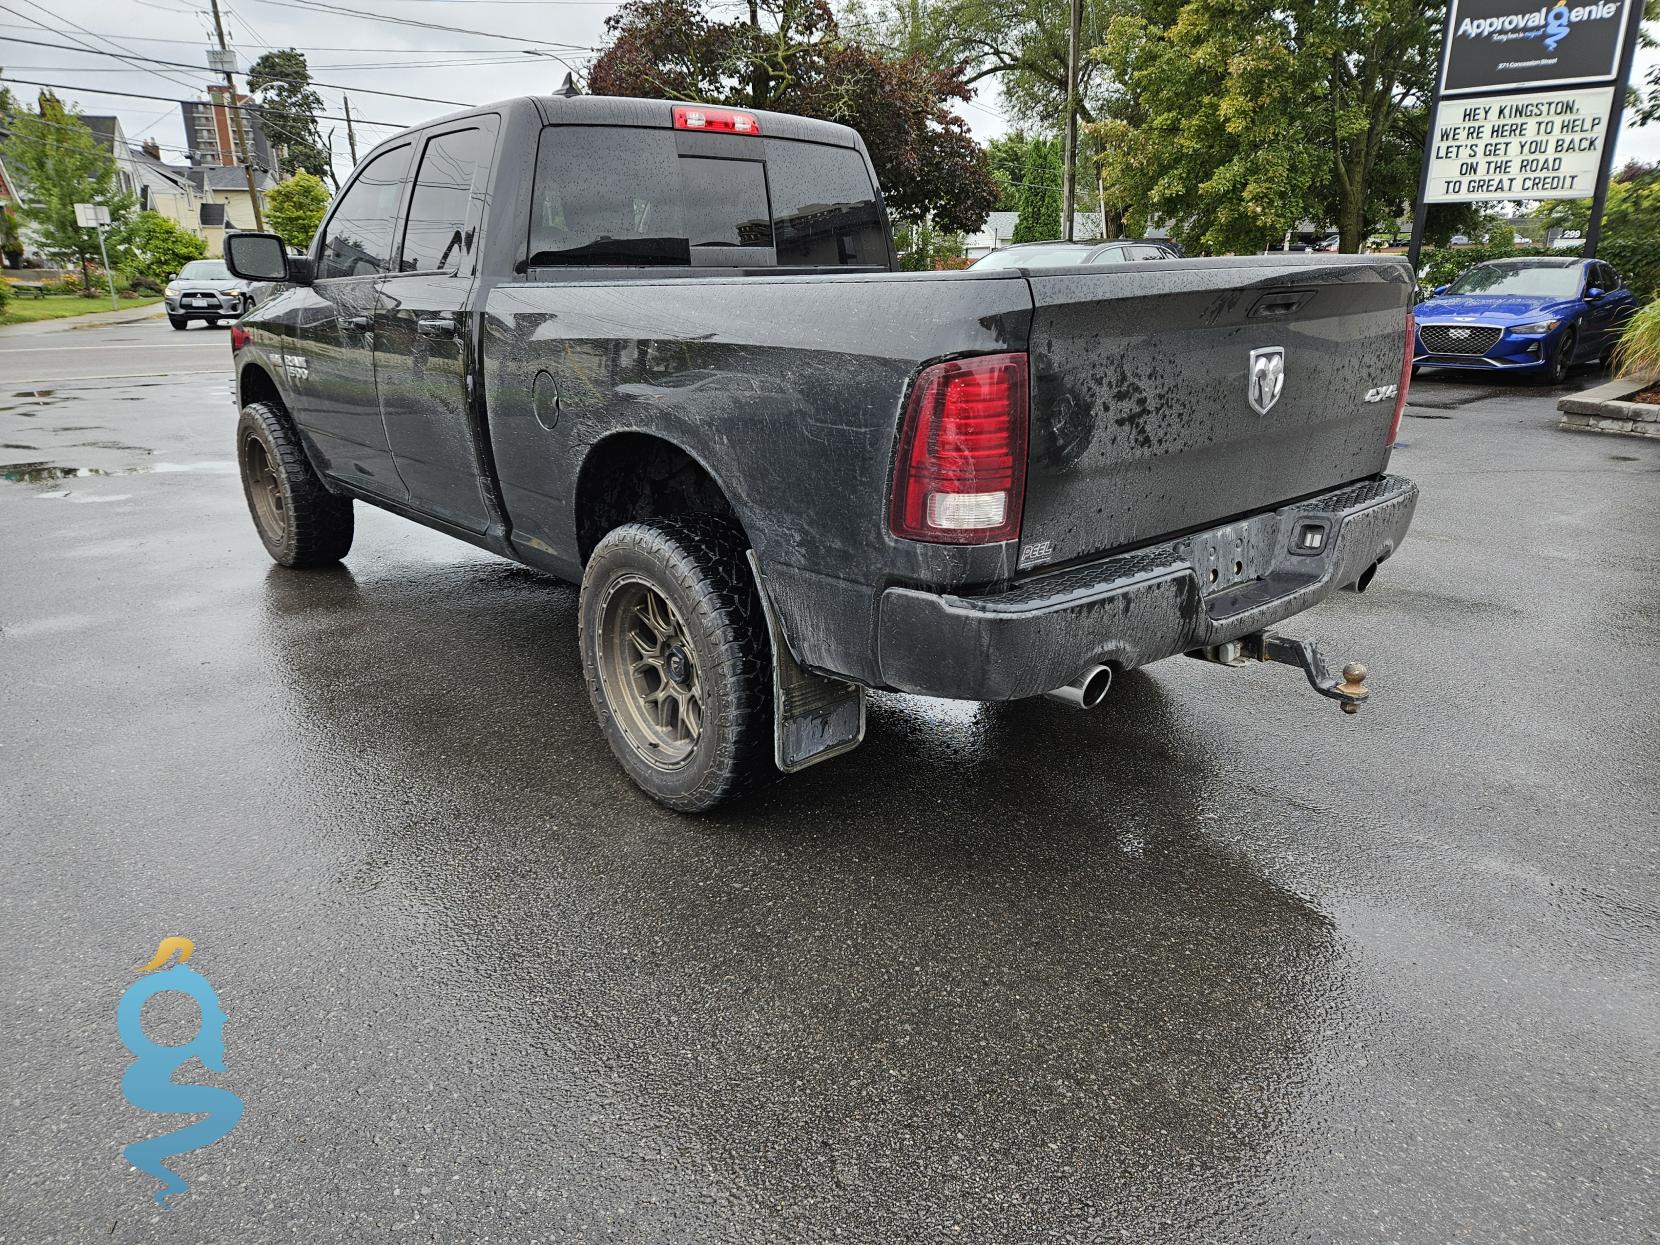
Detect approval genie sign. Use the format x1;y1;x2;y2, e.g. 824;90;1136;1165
1441;0;1634;94
1423;85;1615;200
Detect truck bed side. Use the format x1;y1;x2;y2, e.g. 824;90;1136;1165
479;269;1033;682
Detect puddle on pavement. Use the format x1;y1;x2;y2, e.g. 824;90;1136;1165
2;460;235;485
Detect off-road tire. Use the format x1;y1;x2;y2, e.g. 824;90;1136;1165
168;315;188;330
236;400;354;567
579;517;773;812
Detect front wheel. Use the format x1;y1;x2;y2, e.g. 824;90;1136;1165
1546;328;1577;385
236;401;354;567
168;315;188;330
579;517;773;812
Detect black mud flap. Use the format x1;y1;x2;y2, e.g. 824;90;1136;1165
746;552;866;773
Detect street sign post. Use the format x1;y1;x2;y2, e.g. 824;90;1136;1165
73;203;119;311
1406;0;1644;270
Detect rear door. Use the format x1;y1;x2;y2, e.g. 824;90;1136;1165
1019;256;1411;565
373;118;500;532
291;142;413;496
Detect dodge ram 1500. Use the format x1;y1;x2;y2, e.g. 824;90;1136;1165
223;92;1418;810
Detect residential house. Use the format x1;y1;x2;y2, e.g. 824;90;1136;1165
964;212;1108;260
0;146;20;268
128;139;207;237
189;165;277;256
80;116;147;202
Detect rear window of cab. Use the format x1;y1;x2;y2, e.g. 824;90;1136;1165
526;126;888;271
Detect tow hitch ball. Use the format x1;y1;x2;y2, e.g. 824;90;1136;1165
1189;631;1371;714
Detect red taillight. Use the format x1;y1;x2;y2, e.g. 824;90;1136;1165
1388;308;1413;447
889;352;1029;544
672;105;760;135
229;325;251;353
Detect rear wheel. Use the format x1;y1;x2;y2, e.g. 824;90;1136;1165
579;517;773;812
236;400;354;567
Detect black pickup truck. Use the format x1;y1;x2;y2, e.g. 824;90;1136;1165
223;92;1418;810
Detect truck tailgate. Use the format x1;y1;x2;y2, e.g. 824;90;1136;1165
1019;256;1412;567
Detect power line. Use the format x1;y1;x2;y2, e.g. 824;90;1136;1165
0;75;418;130
1;35;480;104
243;0;594;48
0;0;204;96
0;23;592;54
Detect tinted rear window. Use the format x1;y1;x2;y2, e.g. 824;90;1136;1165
528;126;884;269
765;139;885;266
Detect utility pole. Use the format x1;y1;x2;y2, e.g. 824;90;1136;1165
1060;0;1082;241
1583;0;1645;258
343;94;359;165
209;0;264;230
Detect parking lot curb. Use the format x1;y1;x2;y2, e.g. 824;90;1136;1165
1557;376;1660;439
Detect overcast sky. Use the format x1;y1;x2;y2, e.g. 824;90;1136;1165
2;0;1654;184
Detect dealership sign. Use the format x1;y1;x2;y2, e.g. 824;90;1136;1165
1423;85;1616;200
1440;0;1635;94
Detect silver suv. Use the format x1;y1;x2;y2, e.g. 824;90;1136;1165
165;259;255;330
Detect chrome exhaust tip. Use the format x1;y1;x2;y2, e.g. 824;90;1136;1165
1045;664;1113;710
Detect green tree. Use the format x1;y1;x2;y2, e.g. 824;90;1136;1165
1012;136;1062;242
1091;0;1439;254
247;50;334;187
985;131;1034;212
0;93;135;290
588;0;999;232
266;170;331;250
115;211;207;285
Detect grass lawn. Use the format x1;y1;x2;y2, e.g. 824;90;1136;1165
0;294;162;327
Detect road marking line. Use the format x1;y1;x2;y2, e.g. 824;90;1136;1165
2;370;229;383
0;344;225;353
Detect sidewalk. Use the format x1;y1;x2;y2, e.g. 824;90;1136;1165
0;301;167;338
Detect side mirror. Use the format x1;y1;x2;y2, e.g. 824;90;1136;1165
1584;286;1604;301
225;232;294;283
1432;284;1449;296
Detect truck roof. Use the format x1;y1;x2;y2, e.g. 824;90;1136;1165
361;93;865;152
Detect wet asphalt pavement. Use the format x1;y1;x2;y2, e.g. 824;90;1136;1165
2;311;1657;1244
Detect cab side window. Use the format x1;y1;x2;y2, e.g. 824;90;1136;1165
401;126;492;274
1596;262;1620;292
317;145;412;280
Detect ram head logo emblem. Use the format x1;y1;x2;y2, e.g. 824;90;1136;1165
1248;346;1286;416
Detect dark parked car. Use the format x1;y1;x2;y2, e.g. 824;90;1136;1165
1413;257;1637;383
164;259;255;329
221;93;1418;810
971;239;1179;269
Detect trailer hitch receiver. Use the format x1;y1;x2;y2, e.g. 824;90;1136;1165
1191;630;1371;713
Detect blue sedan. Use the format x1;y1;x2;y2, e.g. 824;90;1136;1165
1414;257;1638;383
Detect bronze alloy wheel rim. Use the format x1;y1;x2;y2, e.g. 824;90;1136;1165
598;574;704;769
241;433;286;542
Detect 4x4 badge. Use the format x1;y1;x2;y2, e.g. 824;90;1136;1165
1248;346;1286;415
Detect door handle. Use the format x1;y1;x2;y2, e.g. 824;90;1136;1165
416;316;458;338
